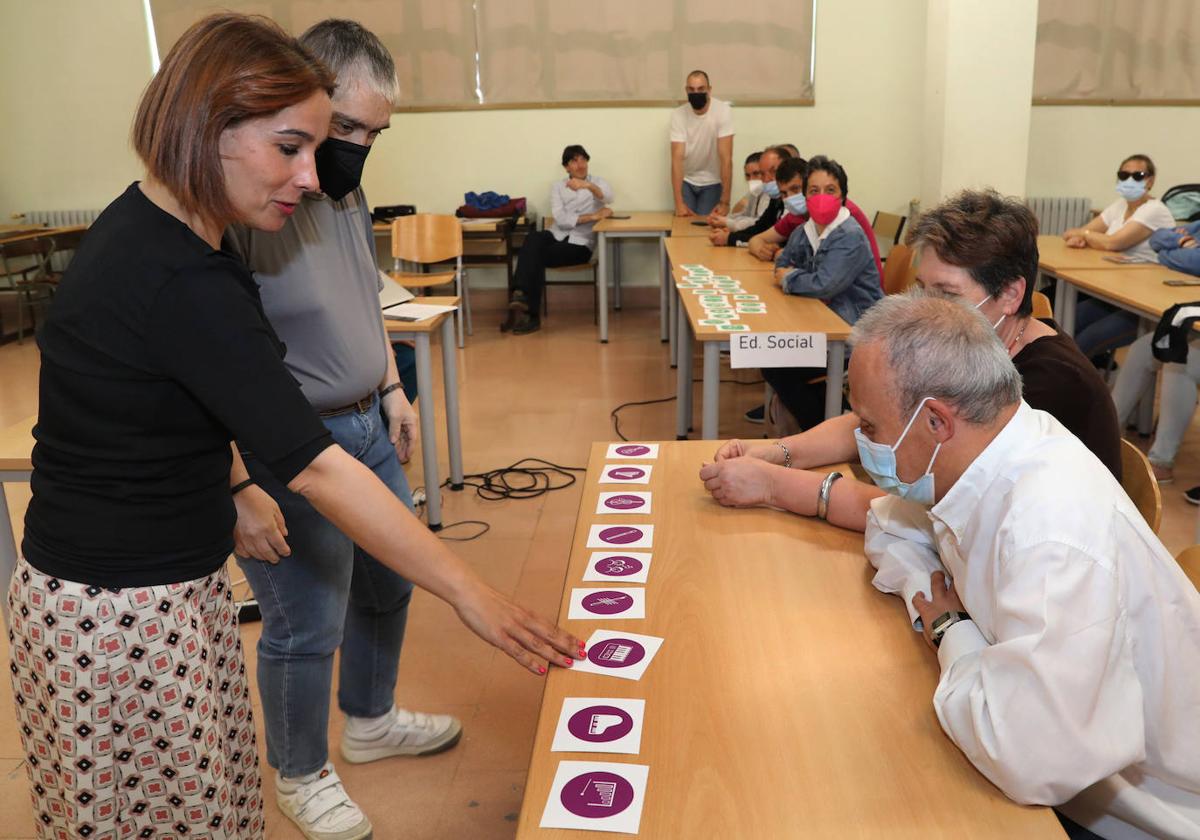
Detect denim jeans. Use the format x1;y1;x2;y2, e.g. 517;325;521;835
1074;297;1139;358
682;181;722;215
237;394;415;777
1110;332;1200;467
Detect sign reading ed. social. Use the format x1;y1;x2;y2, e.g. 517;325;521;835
729;332;827;369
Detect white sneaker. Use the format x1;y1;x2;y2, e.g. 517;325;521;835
340;708;463;764
276;763;373;840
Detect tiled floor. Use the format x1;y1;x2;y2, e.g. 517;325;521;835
1;303;1197;839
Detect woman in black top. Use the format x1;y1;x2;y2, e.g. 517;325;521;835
9;15;582;840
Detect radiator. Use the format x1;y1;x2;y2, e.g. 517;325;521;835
17;209;100;269
1025;197;1091;236
21;209;101;227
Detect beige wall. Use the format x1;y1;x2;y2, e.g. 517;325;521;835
1025;106;1200;211
0;0;151;220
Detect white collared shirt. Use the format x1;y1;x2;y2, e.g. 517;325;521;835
803;204;851;252
864;402;1200;839
549;175;614;250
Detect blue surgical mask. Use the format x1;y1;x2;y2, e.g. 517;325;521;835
763;180;781;199
784;193;807;216
1116;178;1147;202
854;396;942;506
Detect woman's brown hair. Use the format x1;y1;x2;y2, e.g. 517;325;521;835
132;13;334;226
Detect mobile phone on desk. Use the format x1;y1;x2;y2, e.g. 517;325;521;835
690;220;709;227
608;214;632;219
1164;278;1200;286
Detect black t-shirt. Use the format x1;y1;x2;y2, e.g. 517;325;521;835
1015;319;1122;481
727;198;783;246
24;183;334;587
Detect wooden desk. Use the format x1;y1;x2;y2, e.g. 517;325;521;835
0;223;88;247
0;415;35;621
1036;235;1159;329
515;441;1063;839
673;269;851;439
382;295;464;530
592;212;675;344
665;236;773;274
668;216;713;238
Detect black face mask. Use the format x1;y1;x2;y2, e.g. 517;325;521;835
687;91;708;111
315;137;370;201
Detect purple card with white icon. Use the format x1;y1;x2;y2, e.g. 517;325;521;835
583;552;651;584
596;491;652;515
539;760;650;833
568;588;645;620
572;630;663;681
551;697;645;754
586;524;654;549
599;464;653;485
605;442;659;460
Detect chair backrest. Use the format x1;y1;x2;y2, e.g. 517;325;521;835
0;236;54;282
1174;545;1200;592
1119;439;1162;533
1031;290;1053;320
391;214;463;264
871;211;907;248
881;242;917;295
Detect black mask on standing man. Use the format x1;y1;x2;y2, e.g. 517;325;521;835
687;91;708;111
315;137;371;201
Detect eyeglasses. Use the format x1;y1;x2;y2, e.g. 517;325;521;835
1117;170;1150;182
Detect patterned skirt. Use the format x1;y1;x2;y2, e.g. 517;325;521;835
7;556;264;839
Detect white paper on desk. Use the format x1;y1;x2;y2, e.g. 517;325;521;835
586;524;654;549
383;302;458;321
605;443;659;460
599;464;653;485
596;491;651;515
539;760;650;834
584;552;652;583
378;272;415;306
551;697;645;754
573;630;663;681
568;587;646;620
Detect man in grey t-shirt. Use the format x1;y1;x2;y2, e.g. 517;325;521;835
226;21;461;840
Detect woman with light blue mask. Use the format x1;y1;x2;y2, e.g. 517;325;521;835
1061;153;1176;361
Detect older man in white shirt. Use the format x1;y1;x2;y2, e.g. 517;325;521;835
851;292;1200;840
503;143;613;334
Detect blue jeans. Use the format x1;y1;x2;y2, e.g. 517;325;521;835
237;395;415;777
682;181;722;215
1074;297;1139;358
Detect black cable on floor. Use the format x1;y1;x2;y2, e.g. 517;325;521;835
610;376;765;441
443;457;587;501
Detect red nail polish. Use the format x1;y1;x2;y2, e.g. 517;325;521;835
563;658;573;667
538;665;546;674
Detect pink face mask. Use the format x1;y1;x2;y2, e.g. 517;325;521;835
807;193;842;225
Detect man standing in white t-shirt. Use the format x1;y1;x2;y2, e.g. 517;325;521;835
670;70;735;217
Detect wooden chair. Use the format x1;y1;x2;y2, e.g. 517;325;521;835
872;211;907;260
390;214;469;347
1031;290;1053;320
1174;545;1200;592
1119;439;1163;534
0;236;56;343
541;216;600;321
881;242;918;295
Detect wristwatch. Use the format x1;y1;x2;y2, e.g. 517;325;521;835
929;611;971;648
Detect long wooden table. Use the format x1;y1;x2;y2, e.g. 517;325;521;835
665;235;774;274
1036;234;1160;332
672;265;851;439
516;441;1063;838
594;212;675;344
0;415;35;621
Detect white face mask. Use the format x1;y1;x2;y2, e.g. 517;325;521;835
746;179;764;197
974;293;1005;331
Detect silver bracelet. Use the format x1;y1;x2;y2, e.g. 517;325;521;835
816;471;844;521
774;440;791;469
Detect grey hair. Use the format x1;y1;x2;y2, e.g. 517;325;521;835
299;19;399;105
849;290;1022;424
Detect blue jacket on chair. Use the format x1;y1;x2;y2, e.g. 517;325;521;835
1151;221;1200;276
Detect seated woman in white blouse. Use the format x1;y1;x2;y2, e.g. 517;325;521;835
1061;153;1176;360
502;144;613;335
